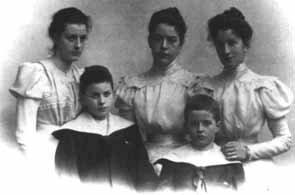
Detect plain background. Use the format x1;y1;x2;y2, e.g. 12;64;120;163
0;0;294;165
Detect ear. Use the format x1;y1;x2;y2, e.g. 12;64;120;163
147;35;152;49
79;93;86;107
215;121;222;133
243;44;249;53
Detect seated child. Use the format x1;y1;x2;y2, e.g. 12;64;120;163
52;65;157;190
154;94;245;192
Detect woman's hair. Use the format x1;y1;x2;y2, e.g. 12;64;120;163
148;7;187;45
207;7;253;48
184;94;220;122
48;7;92;47
79;65;114;95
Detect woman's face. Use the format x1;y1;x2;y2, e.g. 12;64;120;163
81;82;114;120
54;23;88;64
148;23;182;68
214;29;247;71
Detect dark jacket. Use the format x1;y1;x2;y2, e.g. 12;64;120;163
155;159;245;192
52;125;158;191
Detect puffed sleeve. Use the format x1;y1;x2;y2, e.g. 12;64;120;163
187;74;214;98
9;62;49;99
247;78;293;160
115;76;137;121
259;78;293;119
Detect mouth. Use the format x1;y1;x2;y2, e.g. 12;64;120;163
72;51;82;56
97;107;108;112
224;56;233;62
196;134;206;140
158;53;170;59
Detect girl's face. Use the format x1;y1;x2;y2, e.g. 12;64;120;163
148;23;182;68
54;23;88;64
214;29;247;71
81;82;114;120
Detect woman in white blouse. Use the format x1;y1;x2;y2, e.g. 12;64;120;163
191;7;293;191
9;7;92;152
116;7;196;163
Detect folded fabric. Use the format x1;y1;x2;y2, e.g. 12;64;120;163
52;125;158;190
155;159;245;192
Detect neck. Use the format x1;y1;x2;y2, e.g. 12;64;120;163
51;55;72;73
152;60;175;73
192;142;215;151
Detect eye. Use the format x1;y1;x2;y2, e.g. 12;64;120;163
103;91;111;97
167;37;178;44
150;34;162;42
214;40;223;48
228;40;237;47
66;35;76;42
202;120;212;126
80;35;88;42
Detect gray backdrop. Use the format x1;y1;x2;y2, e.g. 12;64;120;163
0;0;294;164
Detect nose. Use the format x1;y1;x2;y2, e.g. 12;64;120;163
161;39;168;49
97;96;106;105
196;123;205;133
224;44;230;54
74;38;82;49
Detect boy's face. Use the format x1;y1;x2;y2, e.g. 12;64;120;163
186;110;219;150
81;82;114;120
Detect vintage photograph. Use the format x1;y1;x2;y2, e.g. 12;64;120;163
0;0;294;194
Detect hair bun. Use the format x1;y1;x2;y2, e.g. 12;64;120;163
223;7;245;21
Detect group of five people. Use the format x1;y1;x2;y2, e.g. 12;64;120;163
9;6;293;193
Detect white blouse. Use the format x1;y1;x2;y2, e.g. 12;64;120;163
115;61;196;143
9;59;83;150
190;63;293;160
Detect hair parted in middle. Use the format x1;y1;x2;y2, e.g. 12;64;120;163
207;7;253;48
148;7;187;45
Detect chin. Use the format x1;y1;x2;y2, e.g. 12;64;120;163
93;114;107;120
156;59;172;67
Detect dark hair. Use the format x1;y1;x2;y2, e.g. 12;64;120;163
184;94;220;122
148;7;187;45
79;65;113;95
48;7;92;48
207;7;253;48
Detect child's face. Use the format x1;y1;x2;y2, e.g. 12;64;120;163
81;82;114;120
186;110;219;149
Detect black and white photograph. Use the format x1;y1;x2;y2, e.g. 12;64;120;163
0;0;294;194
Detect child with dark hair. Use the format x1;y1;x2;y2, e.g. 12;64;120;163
154;95;245;192
52;65;157;190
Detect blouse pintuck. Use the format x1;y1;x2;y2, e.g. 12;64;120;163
115;61;196;142
190;63;293;160
9;59;83;147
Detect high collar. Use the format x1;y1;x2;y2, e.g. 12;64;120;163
149;60;180;77
219;63;248;82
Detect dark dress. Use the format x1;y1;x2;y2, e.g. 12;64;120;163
52;125;158;191
155;159;245;192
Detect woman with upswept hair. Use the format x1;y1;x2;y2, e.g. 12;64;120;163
191;7;293;191
10;7;92;153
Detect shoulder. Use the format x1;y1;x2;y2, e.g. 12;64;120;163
61;112;89;131
169;67;198;87
243;70;293;118
118;74;147;89
109;113;134;130
71;64;85;79
9;61;50;99
17;61;47;75
187;73;215;97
